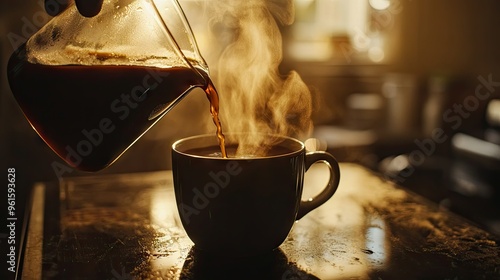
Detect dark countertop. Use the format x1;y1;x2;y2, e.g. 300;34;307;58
21;163;500;279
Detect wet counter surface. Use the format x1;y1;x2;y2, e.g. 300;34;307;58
22;163;500;279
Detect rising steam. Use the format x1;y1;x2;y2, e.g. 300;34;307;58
202;0;313;156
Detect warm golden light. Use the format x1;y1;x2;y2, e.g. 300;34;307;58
369;46;385;62
369;0;391;10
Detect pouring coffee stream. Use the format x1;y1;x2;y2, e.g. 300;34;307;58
205;80;228;158
8;0;227;171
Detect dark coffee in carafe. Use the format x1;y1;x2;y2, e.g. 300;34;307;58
7;0;227;171
8;46;226;171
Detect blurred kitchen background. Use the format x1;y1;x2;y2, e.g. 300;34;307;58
1;0;500;237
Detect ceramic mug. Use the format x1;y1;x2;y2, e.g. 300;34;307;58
172;133;340;257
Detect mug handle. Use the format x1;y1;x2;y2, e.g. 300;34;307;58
296;151;341;220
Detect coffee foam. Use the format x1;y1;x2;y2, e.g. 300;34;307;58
27;44;185;67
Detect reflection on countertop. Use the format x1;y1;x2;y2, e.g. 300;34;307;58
22;163;500;279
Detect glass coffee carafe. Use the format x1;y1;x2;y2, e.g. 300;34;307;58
8;0;219;171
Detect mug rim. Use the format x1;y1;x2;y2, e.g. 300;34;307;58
172;133;305;160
